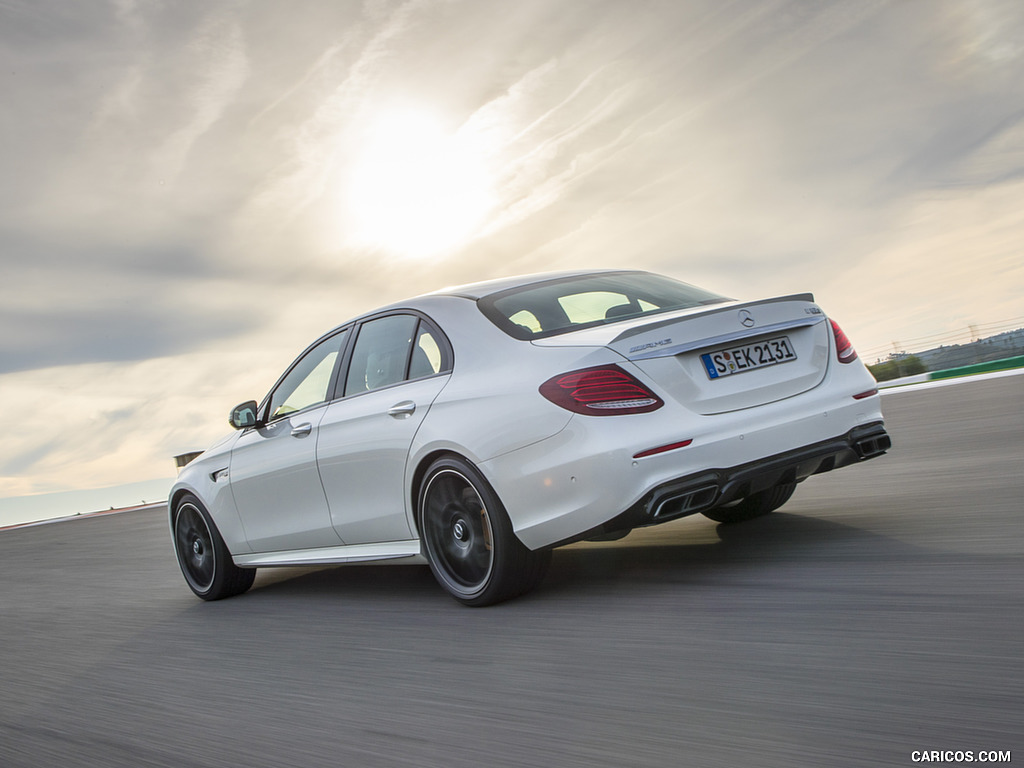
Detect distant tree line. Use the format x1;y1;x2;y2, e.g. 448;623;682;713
868;355;926;382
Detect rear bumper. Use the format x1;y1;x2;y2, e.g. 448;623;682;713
569;422;891;543
484;376;889;550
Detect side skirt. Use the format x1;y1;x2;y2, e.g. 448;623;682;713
233;539;426;568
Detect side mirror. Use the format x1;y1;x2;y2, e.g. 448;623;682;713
229;400;261;430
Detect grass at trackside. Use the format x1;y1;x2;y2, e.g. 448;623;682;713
879;360;1024;390
928;354;1024;381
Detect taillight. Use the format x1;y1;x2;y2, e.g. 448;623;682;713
830;319;858;364
539;364;664;415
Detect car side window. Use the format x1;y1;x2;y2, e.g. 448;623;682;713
345;315;419;395
344;315;449;396
410;323;447;379
267;330;347;420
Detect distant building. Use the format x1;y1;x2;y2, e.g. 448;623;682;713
174;451;203;471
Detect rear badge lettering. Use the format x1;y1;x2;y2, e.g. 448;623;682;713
629;338;673;354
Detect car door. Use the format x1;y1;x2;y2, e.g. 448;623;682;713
228;329;349;553
317;313;452;545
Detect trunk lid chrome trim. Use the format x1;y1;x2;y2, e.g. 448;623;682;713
628;316;826;360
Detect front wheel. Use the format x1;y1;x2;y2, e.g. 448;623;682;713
173;494;255;600
702;483;797;524
418;456;549;607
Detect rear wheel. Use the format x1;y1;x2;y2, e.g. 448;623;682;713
702;483;797;524
173;494;255;600
419;456;549;606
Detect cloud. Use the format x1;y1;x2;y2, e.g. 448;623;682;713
0;355;244;496
0;232;264;373
1;0;1024;503
148;13;250;185
0;300;256;376
822;177;1024;355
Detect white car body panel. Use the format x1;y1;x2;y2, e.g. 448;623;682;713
318;373;449;544
172;431;253;553
535;295;831;414
228;407;341;552
483;348;881;549
393;295;578;462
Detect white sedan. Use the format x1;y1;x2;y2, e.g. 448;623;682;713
170;270;889;606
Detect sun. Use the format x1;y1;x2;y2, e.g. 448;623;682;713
345;107;495;258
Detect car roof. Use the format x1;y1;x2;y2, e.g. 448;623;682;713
334;269;650;332
425;269;642;300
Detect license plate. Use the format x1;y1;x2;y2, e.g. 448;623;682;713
701;336;797;379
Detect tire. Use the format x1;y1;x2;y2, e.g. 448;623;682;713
702;482;797;525
173;494;255;601
418;456;550;607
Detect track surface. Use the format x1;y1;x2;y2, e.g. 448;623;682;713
2;377;1021;767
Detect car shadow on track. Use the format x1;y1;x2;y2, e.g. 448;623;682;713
249;561;439;602
535;510;934;600
239;511;926;606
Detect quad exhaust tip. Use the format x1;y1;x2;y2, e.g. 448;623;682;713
855;433;891;459
651;484;719;520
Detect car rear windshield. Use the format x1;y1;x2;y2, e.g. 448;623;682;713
478;272;730;340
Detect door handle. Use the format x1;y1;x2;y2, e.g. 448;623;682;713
387;401;416;418
291;422;313;437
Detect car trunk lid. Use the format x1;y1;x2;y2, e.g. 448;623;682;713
532;295;831;414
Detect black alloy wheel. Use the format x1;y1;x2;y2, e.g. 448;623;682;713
419;456;549;607
173;494;255;600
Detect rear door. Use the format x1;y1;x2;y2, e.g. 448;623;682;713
317;313;452;545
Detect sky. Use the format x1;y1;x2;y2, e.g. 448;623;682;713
2;0;1023;522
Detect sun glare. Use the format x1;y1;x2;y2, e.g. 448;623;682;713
346;107;495;258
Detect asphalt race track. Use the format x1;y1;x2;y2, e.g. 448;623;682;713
1;376;1021;768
